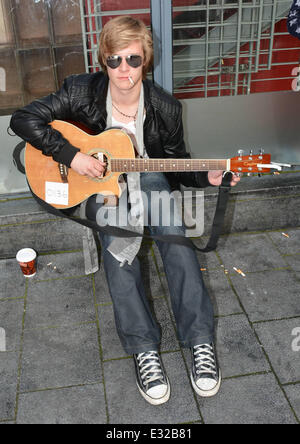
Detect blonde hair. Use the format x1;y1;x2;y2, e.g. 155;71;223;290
98;16;153;80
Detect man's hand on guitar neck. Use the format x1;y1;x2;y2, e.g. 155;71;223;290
208;170;241;187
70;152;106;178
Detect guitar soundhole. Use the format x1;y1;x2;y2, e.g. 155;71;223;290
91;153;107;163
90;153;111;183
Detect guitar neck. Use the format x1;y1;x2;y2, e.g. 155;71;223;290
110;158;229;173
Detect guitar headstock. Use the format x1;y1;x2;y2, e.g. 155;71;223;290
230;150;272;174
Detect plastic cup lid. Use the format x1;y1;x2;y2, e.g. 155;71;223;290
16;248;37;263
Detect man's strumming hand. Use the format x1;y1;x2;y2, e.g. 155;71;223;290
70;152;106;178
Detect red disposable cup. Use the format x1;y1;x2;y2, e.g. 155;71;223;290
16;248;37;278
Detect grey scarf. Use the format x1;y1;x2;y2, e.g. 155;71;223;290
104;83;145;266
81;83;145;273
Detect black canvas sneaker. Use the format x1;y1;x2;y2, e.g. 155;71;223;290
133;351;170;405
190;343;221;397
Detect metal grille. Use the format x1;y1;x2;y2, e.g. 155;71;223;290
172;0;298;98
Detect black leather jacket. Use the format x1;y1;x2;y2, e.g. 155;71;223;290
10;72;210;189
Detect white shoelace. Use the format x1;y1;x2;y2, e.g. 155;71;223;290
137;351;165;387
193;344;217;376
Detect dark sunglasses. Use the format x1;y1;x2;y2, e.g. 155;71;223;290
106;54;143;69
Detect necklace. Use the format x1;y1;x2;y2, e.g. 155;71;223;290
112;103;138;121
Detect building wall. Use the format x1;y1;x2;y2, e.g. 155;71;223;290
182;90;300;164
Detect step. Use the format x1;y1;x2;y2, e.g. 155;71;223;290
0;195;84;259
201;169;300;235
0;170;299;259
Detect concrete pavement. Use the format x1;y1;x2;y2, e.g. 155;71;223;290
0;173;300;424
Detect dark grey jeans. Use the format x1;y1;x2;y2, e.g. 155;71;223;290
86;173;215;354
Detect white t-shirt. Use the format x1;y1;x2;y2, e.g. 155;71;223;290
112;116;148;158
112;116;136;135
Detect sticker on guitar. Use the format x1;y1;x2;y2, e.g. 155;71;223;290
45;182;69;206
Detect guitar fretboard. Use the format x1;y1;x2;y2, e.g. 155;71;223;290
110;158;228;173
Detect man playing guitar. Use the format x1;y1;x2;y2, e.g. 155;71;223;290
10;16;240;405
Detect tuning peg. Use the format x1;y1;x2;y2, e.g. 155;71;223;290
238;150;244;159
259;148;264;155
249;149;253;156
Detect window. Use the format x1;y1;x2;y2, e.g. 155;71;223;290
0;0;85;116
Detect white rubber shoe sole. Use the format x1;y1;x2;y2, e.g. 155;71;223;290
136;377;171;405
190;370;222;398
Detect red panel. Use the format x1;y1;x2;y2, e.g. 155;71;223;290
100;0;151;26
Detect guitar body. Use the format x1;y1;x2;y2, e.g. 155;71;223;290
25;120;135;209
25;120;274;210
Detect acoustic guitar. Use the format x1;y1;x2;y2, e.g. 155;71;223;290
25;120;275;209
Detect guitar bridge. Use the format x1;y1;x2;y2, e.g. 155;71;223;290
59;163;69;183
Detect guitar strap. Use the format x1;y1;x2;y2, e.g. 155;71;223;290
12;141;26;174
12;142;232;253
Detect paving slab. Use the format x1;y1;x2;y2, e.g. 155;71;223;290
0;299;24;351
198;373;297;424
25;276;96;329
0;258;26;300
16;383;107;424
32;251;86;281
214;314;270;378
216;232;288;272
201;269;243;317
267;229;300;254
229;269;300;322
254;318;300;384
283;384;300;420
283;254;300;271
19;323;102;392
0;352;19;421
